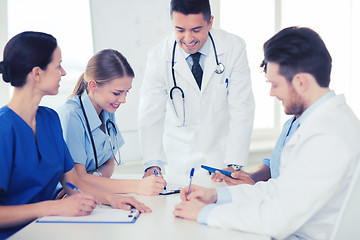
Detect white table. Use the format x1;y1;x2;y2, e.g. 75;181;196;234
9;174;270;240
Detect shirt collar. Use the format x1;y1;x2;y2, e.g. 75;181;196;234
297;90;336;125
79;91;102;132
102;110;112;128
180;34;211;60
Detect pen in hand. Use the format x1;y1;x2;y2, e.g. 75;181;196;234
187;168;195;198
154;168;166;191
66;182;83;194
66;182;102;208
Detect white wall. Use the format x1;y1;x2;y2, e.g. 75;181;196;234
89;0;173;161
0;0;6;57
0;0;9;102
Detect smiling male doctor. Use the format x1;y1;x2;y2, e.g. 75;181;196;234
139;0;255;178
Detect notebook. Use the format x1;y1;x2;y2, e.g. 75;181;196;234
36;208;140;224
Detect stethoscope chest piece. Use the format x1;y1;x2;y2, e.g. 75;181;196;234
215;63;225;74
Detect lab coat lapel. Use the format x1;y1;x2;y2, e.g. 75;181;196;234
201;31;226;92
281;95;344;169
279;129;301;174
172;47;200;92
201;52;217;91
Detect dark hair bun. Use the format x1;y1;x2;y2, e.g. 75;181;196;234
0;61;4;73
0;61;11;83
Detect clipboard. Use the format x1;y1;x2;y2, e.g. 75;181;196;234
159;184;182;195
36;208;140;224
159;189;181;195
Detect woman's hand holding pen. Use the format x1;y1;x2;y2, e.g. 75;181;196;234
108;195;152;213
137;175;167;196
53;194;98;216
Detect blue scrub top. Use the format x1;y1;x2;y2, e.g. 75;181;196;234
0;106;74;239
57;91;124;172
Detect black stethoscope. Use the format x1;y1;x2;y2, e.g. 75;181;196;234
170;32;225;126
79;95;122;176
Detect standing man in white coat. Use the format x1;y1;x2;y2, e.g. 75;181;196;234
139;0;255;177
173;26;360;239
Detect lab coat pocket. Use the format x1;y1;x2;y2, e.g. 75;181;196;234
211;80;229;111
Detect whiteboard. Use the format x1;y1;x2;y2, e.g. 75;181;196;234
90;0;173;131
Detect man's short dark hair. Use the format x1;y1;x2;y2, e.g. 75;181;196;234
261;26;332;88
170;0;211;23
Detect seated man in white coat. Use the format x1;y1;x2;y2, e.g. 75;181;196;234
173;26;360;239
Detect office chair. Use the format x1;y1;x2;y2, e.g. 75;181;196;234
330;161;360;240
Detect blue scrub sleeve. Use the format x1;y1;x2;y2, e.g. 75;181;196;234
63;141;75;173
0;123;13;191
60;110;88;166
49;108;75;173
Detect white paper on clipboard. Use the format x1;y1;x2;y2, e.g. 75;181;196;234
36;208;140;224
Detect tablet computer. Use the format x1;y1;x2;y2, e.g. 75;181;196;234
201;165;233;177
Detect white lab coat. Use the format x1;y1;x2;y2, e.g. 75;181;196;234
203;95;360;239
138;29;255;174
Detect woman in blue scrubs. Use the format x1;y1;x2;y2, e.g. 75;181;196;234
0;31;151;239
57;50;166;197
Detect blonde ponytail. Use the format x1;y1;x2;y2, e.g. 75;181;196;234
69;73;87;98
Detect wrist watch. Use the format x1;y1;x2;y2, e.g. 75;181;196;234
227;164;243;171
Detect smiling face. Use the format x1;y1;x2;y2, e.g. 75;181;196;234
172;11;213;54
89;76;133;115
266;62;305;116
39;46;66;95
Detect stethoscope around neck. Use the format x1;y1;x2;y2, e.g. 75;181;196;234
170;32;225;126
79;95;122;176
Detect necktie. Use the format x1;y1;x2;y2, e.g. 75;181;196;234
191;52;203;90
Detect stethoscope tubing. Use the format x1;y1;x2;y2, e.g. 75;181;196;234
79;95;99;170
169;32;224;126
79;95;119;171
106;119;117;136
208;32;219;69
